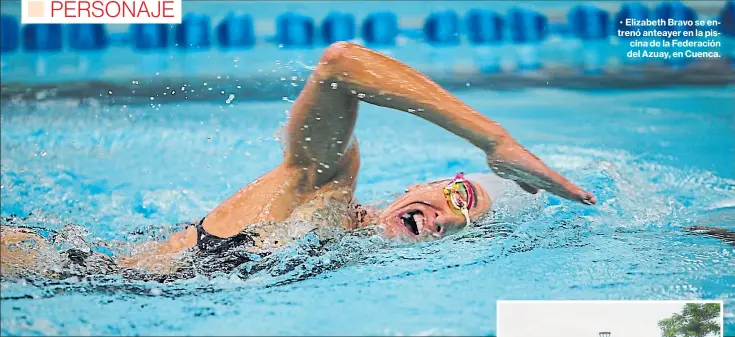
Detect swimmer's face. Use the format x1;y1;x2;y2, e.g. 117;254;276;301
379;179;492;241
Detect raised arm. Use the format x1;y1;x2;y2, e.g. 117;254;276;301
286;42;595;204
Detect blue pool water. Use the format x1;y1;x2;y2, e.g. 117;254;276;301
1;86;734;335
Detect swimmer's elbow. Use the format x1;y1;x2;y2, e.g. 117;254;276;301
322;42;352;61
317;42;361;79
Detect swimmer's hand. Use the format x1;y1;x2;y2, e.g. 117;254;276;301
486;141;597;205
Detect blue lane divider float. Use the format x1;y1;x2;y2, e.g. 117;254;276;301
507;8;547;70
1;14;19;52
655;1;696;34
23;24;63;52
466;9;504;73
719;0;734;36
276;12;314;47
217;12;255;48
466;9;503;44
568;5;609;40
568;5;609;73
614;2;651;66
69;24;107;50
423;10;460;45
655;2;696;67
507;7;547;43
615;2;650;33
322;12;355;44
176;13;211;49
362;11;398;46
423;10;460;72
131;24;168;50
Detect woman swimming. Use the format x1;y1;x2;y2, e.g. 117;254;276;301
1;42;597;277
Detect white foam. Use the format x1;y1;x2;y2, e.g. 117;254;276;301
711;198;735;209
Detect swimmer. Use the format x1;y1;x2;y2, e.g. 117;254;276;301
1;42;598;278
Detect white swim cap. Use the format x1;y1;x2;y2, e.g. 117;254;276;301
463;173;544;223
464;173;515;204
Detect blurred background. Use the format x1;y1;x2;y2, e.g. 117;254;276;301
1;0;734;103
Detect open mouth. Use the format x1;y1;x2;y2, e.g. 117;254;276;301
400;210;425;236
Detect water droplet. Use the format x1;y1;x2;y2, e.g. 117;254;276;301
305;137;312;142
108;90;113;95
357;93;366;98
40;150;47;157
331;83;338;89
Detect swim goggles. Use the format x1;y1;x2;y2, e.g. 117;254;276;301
443;173;475;226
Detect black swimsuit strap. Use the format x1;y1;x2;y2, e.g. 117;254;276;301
194;217;207;247
194;217;257;253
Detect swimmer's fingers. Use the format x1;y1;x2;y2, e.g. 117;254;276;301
487;144;597;205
